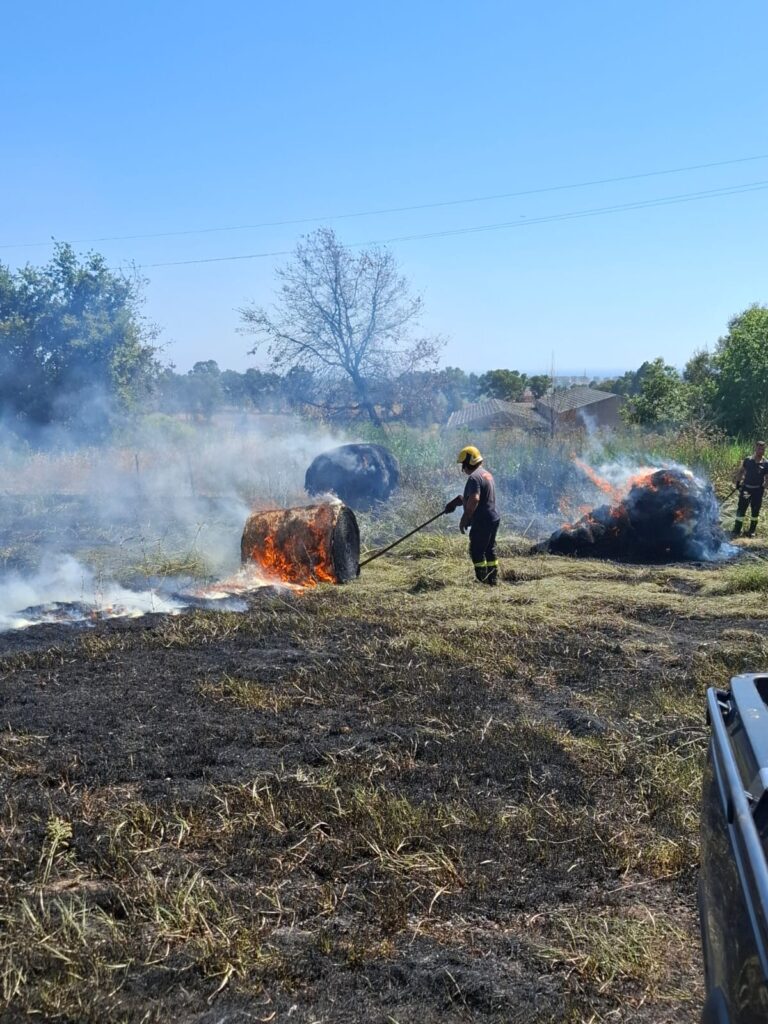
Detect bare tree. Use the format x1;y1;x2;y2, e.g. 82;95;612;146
238;228;443;426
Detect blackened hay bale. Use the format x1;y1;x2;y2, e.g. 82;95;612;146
305;443;400;510
544;468;726;562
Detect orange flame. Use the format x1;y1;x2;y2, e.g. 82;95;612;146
250;531;336;587
190;564;302;598
242;508;339;588
563;461;697;532
573;459;663;502
573;459;623;502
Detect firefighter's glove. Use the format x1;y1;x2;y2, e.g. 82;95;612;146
444;496;463;514
459;514;471;534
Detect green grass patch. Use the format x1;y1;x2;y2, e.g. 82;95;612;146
711;558;768;594
201;674;294;711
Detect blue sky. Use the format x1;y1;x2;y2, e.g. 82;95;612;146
2;0;767;375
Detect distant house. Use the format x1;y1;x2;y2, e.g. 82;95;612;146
535;386;621;430
446;398;549;433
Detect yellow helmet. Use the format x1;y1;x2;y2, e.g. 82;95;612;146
457;445;483;467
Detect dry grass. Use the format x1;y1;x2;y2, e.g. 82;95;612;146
200;673;295;711
3;533;761;1021
127;548;212;579
536;907;692;1001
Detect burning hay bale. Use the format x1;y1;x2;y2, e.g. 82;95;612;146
304;443;400;510
543;467;728;562
241;503;360;584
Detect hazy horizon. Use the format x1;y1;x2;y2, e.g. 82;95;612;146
167;355;659;380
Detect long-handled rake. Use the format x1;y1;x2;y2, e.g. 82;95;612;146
358;510;447;569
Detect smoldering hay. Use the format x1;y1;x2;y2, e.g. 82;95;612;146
541;466;732;562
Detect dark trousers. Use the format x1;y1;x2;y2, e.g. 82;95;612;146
734;488;764;535
469;517;500;584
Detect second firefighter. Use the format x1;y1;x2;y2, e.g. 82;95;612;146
733;440;768;537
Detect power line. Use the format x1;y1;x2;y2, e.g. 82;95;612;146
378;179;768;244
3;152;768;250
127;178;768;269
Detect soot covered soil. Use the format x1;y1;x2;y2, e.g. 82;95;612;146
2;539;767;1023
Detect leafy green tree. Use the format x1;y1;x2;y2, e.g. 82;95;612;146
221;369;248;405
624;358;687;426
380;369;447;425
467;372;484;400
152;366;184;413
528;374;551;398
185;360;224;420
596;366;647;397
0;243;158;438
683;349;718;423
713;305;768;436
477;368;528;401
282;366;316;410
239;228;442;427
438;366;473;413
242;368;284;411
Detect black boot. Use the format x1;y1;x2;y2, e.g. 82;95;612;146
486;565;498;586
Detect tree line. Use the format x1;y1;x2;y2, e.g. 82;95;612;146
593;307;768;438
152;361;552;424
1;235;767;441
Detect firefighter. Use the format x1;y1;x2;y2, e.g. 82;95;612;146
732;440;768;537
444;446;500;584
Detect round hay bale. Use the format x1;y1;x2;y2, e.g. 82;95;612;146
304;443;400;509
241;503;360;584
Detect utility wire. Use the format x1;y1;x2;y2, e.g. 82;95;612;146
3;152;768;250
128;178;768;269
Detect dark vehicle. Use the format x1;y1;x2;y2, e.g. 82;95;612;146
700;676;768;1022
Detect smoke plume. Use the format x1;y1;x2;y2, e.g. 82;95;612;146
0;410;347;631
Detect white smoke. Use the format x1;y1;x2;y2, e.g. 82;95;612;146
0;555;185;631
0;412;349;632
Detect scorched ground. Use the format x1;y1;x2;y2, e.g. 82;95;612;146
3;532;766;1022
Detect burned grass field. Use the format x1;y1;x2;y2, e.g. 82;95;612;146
3;533;768;1023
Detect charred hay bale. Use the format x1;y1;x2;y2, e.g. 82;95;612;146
241;503;360;584
544;468;725;562
304;443;400;510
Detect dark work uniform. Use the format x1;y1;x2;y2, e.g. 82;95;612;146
464;466;501;584
734;457;768;536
